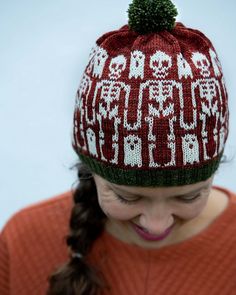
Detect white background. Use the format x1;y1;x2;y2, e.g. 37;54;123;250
1;0;236;229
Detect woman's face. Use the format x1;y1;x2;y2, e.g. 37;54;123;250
93;174;214;248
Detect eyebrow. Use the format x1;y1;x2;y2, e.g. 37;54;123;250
109;184;209;199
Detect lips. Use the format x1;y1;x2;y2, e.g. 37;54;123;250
130;222;174;242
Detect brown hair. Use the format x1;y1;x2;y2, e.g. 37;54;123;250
47;163;106;295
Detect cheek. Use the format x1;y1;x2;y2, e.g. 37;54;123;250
98;198;137;221
176;197;209;220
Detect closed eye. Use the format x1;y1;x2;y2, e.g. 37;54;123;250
176;193;201;203
114;194;140;205
114;192;203;205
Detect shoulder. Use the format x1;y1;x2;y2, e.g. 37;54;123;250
214;186;236;204
0;191;74;293
230;191;236;203
1;190;73;247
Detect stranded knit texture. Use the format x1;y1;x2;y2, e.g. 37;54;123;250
72;22;229;186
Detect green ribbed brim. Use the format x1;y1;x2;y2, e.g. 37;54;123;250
78;152;223;187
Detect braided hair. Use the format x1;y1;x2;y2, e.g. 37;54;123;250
47;163;106;294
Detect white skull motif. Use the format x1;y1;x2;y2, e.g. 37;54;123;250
192;52;210;78
150;50;172;79
109;55;127;80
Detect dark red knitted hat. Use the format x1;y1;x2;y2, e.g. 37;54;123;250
72;0;229;186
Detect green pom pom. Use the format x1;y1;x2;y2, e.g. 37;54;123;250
128;0;178;34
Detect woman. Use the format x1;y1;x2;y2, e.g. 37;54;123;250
1;0;235;294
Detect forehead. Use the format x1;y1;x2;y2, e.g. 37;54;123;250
95;175;213;198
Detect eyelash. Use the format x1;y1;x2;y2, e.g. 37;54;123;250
115;193;202;205
115;194;140;205
177;194;202;203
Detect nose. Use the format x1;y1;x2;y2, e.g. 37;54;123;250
139;203;174;235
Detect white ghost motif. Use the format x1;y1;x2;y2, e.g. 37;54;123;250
182;134;200;165
92;46;108;78
124;135;142;167
129;50;145;79
86;128;98;157
177;53;193;79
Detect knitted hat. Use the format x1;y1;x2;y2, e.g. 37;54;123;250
72;0;229;186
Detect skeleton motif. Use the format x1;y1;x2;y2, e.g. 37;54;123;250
75;73;92;150
86;128;98;157
219;125;227;153
209;48;228;151
124;135;142;167
95;79;131;164
72;118;79;148
179;54;197;130
182;134;200;165
141;78;181;167
192;52;222;159
86;45;108;78
150;50;172;79
124;86;142;131
129;50;145;79
125;50;180;167
109;55;127;80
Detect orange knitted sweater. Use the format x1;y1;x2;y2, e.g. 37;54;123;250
0;187;236;295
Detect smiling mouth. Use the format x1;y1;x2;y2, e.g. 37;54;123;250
130;222;175;242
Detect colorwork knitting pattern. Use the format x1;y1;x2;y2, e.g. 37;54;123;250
73;24;228;171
